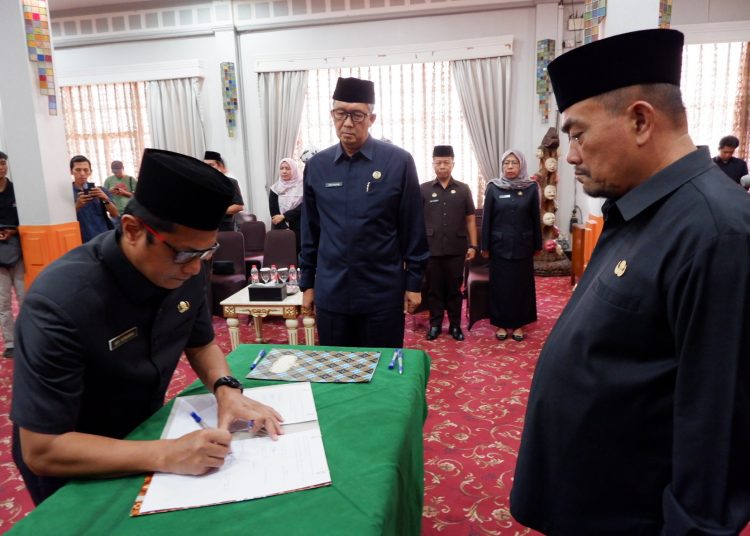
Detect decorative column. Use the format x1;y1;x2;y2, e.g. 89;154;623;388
0;0;81;287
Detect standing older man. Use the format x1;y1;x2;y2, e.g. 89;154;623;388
12;149;282;506
420;145;477;341
300;77;429;348
511;29;750;534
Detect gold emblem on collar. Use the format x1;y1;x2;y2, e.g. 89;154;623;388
614;260;627;277
178;301;190;313
372;171;382;180
432;192;438;197
518;190;523;196
450;189;456;194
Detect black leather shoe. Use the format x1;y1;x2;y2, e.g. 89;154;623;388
449;326;465;341
426;326;441;340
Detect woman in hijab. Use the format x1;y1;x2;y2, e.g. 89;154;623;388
269;158;303;253
481;149;542;342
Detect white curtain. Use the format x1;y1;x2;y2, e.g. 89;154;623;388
60;82;150;180
147;78;206;158
681;42;744;149
258;70;308;189
451;56;511;204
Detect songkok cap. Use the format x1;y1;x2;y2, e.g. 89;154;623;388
203;150;222;162
433;145;455;158
548;28;684;112
111;160;124;171
135;148;235;231
332;77;375;104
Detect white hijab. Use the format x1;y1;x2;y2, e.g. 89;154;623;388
270;158;303;214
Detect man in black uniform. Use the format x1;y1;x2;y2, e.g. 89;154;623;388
204;150;245;231
300;77;429;348
510;29;750;534
420;145;477;341
11;149;282;506
712;135;748;184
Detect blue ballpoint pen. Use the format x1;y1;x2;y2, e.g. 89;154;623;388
250;349;267;371
190;411;209;429
388;349;398;370
397;349;404;375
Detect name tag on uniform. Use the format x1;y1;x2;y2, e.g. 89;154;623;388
109;327;138;351
498;194;511;199
325;182;343;188
429;199;440;203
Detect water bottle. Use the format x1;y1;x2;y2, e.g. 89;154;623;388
288;265;298;292
270;264;278;284
250;265;259;284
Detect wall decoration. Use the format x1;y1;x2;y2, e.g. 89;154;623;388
536;39;555;123
533;127;571;276
659;0;673;28
583;0;606;45
23;0;57;115
221;62;238;137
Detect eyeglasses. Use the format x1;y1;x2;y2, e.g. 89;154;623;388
140;221;220;264
502;160;520;167
331;109;370;123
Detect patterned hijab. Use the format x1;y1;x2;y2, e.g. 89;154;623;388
270;158;303;213
489;149;538;190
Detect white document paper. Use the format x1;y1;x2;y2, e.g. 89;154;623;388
135;382;331;515
161;381;319;438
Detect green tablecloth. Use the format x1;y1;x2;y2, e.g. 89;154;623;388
9;345;431;536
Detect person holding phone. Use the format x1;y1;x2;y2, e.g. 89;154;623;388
71;155;119;242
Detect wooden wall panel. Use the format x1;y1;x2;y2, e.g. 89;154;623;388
18;222;82;288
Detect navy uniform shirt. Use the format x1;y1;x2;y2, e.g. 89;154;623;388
481;182;542;259
511;148;750;535
11;230;213;495
420;177;475;257
300;135;429;314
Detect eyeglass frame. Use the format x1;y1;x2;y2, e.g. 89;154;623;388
140;220;220;264
330;108;371;123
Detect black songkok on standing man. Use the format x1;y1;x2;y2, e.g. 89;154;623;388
432;145;455;158
548;28;684;112
332;77;375;104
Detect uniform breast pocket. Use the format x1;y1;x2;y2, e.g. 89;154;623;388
591;277;641;312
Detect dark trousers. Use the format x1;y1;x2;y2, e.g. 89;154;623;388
426;255;466;328
316;306;405;348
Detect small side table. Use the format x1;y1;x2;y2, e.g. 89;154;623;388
220;286;315;349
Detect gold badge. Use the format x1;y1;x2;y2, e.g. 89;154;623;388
372;171;382;180
614;260;627;277
518;191;524;196
177;301;190;313
432;192;438;198
450;189;456;194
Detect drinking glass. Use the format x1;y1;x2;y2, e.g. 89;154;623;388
278;267;289;284
259;267;271;284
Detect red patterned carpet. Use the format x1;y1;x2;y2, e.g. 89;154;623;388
1;278;748;535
